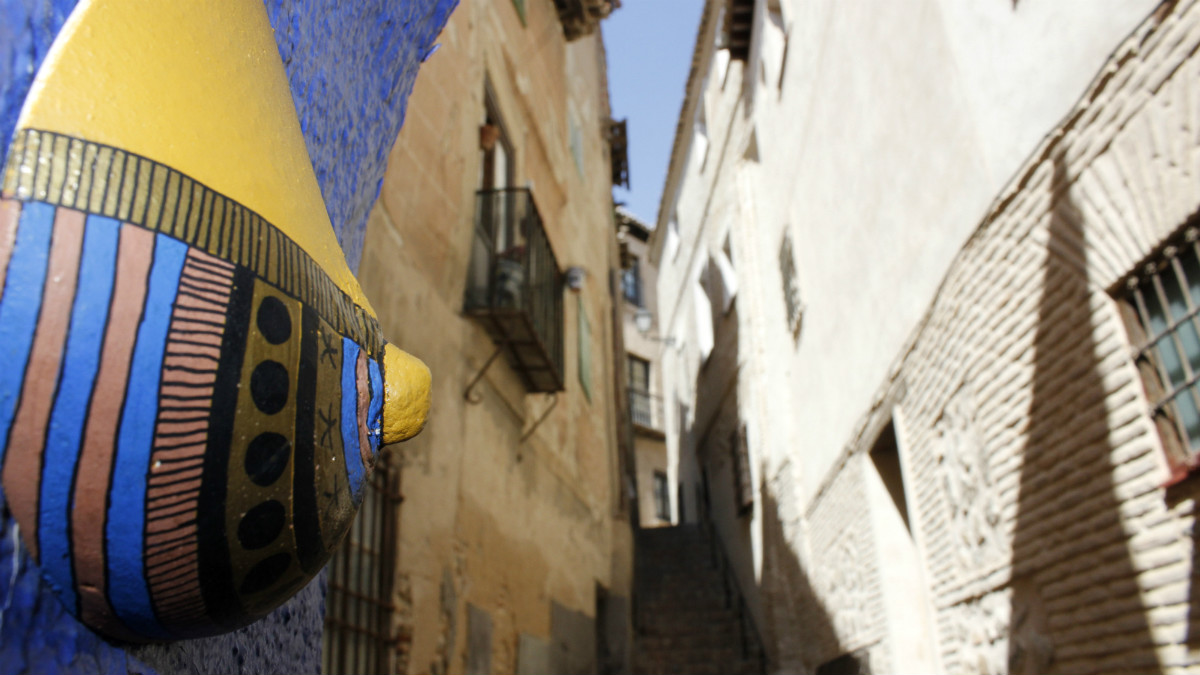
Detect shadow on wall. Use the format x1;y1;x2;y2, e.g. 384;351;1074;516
757;485;854;673
1005;153;1161;674
676;400;693;524
684;294;852;672
1175;472;1200;655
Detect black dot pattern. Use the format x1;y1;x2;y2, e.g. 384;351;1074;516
256;296;292;345
250;360;289;414
238;552;292;595
244;432;291;486
237;500;286;550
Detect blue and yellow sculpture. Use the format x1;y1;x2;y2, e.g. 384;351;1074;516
0;0;447;642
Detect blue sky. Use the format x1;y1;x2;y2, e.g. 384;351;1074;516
604;1;705;228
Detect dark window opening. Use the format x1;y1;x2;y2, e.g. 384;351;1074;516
653;471;670;522
622;257;642;306
869;421;911;534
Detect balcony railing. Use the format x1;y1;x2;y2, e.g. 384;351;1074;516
464;188;565;393
628;387;664;432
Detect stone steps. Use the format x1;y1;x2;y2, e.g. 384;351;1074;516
632;526;765;675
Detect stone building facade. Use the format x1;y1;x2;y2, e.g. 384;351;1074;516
652;0;1200;673
333;1;633;673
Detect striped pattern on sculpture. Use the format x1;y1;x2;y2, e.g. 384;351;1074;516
0;145;383;640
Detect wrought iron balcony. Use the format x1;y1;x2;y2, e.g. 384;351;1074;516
464;188;565;393
628;387;664;432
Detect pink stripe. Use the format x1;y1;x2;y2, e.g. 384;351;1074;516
174;293;227;313
187;247;235;271
167;330;223;347
4;208;85;560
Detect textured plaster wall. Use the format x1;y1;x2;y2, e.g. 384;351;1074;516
262;0;458;270
0;0;455;673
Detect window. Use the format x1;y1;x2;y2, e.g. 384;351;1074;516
653;471;670;522
1118;224;1200;478
463;89;565;393
627;355;651;427
730;423;753;515
324;454;402;674
779;231;804;338
622;257;643;306
627;355;650;392
479;96;513;193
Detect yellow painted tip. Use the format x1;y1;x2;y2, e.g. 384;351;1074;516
381;343;432;444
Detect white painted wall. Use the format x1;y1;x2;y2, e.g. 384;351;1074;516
715;0;1160;503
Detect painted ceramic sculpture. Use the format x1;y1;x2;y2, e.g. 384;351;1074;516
0;0;431;641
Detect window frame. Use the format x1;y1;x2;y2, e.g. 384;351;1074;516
652;470;671;522
622;257;643;307
1114;222;1200;482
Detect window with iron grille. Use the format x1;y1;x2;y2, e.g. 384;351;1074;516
1118;224;1200;480
323;453;403;675
653;471;670;522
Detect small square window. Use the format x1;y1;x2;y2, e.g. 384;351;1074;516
1118;224;1200;479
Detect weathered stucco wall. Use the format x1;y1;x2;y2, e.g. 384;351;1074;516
356;1;630;673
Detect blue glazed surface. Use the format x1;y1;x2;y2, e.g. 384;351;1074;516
0;487;160;675
0;0;76;171
38;214;121;619
262;0;459;270
340;338;367;502
0;202;55;466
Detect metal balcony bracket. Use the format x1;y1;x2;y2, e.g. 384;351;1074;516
519;392;559;443
464;344;505;404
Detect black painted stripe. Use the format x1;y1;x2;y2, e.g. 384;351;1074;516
293;305;322;574
195;265;253;627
